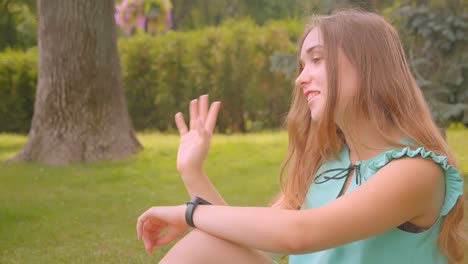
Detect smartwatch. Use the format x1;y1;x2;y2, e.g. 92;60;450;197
185;196;212;228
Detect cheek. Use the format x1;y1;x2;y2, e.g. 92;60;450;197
340;85;355;100
337;57;358;99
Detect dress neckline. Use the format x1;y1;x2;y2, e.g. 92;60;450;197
343;137;414;165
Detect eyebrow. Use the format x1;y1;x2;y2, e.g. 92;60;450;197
299;44;324;65
305;44;323;55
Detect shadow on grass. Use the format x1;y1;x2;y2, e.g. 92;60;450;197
0;142;23;162
0;143;23;152
0;208;40;224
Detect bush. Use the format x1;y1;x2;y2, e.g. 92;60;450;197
119;19;301;132
0;19;301;133
0;48;37;132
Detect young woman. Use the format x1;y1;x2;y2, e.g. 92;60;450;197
136;9;465;263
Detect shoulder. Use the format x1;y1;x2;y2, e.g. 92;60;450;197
370;156;445;216
381;156;444;183
368;145;448;194
365;144;465;218
372;156;444;195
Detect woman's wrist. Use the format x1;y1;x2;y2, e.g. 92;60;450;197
185;196;212;228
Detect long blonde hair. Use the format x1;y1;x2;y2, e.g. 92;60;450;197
278;9;465;263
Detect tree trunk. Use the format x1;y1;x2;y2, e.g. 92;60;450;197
9;0;142;165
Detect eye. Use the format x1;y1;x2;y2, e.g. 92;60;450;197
312;56;322;64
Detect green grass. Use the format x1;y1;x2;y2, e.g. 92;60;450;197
0;129;466;263
0;132;286;263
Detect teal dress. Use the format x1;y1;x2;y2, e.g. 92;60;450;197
288;143;464;264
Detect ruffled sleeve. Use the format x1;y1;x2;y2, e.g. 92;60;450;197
367;146;464;216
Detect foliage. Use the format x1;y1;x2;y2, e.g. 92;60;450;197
0;0;36;52
119;19;300;132
0;48;37;132
169;0;320;29
1;2;467;132
393;5;468;127
115;0;173;35
168;0;414;30
0;129;467;263
0;19;301;133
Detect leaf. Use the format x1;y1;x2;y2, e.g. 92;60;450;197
443;28;456;41
444;66;464;86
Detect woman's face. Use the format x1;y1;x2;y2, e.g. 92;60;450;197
295;27;357;124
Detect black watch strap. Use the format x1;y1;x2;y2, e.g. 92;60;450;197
185;196;212;228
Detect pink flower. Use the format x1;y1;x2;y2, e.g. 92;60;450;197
135;13;146;29
114;0;173;35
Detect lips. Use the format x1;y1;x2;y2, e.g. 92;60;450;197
304;90;320;103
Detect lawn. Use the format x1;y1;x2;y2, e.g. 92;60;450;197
0;129;466;263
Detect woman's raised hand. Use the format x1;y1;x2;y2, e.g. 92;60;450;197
174;94;221;175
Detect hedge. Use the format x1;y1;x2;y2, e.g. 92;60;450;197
0;19;302;133
0;48;37;132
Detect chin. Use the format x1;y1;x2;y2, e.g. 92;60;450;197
309;112;320;123
309;108;324;123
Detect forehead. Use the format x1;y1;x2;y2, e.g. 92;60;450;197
300;27;323;56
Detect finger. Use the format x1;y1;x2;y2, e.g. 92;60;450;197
143;232;153;254
148;224;166;253
137;215;145;240
199;94;208;123
155;227;184;247
142;219;166;253
174;112;188;135
137;210;151;240
189;99;199;130
205;101;221;133
143;219;158;233
196;117;206;136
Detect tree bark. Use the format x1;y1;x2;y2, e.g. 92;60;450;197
9;0;142;165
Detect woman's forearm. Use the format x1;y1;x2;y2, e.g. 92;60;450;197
192;205;305;254
180;169;227;205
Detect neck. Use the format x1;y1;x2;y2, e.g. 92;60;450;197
342;124;403;163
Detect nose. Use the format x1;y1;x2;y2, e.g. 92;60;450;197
295;67;312;90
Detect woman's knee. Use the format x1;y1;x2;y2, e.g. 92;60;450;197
160;229;274;264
